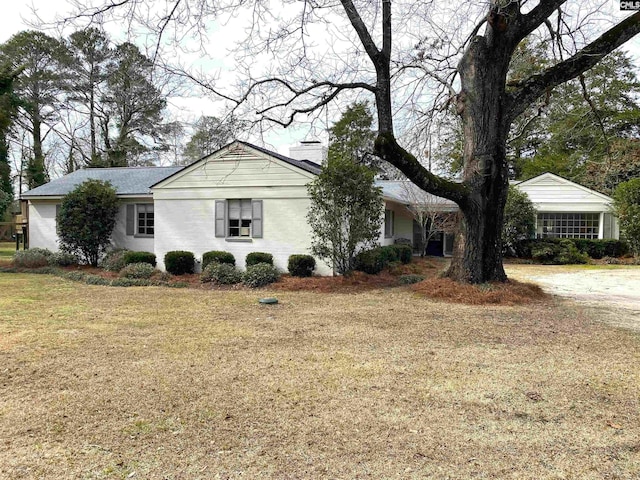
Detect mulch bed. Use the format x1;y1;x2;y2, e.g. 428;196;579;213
3;256;547;304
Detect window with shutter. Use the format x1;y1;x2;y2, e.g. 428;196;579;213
221;199;263;239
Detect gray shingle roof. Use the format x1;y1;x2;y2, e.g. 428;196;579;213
22;166;183;198
238;141;322;175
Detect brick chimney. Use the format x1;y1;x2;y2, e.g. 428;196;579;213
288;141;327;166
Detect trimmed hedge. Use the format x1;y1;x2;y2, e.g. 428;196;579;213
354;248;385;274
392;244;413;264
515;238;629;260
246;252;274;267
243;262;280;287
48;252;79;267
119;262;155;279
201;262;242;284
164;250;195;275
530;239;588;265
123;251;156;267
354;244;412;274
288;254;316;277
13;248;52;268
202;250;236;269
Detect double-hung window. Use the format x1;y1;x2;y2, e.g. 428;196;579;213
228;199;252;237
125;203;154;237
215;199;263;239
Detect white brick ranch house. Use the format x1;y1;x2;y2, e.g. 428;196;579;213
21;141;619;274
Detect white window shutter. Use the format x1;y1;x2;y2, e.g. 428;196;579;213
215;200;226;237
252;200;263;238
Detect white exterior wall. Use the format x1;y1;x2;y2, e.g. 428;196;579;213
154;190;331;275
28;202;60;251
112;199;155;252
28;197;155;254
152;145;332;275
380;200;413;246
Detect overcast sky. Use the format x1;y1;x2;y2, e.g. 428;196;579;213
1;0;639;157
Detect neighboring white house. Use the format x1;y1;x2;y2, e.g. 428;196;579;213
21;141;619;274
514;172;619;240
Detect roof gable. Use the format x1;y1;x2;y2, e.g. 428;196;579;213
152;141;319;190
516;172;613;202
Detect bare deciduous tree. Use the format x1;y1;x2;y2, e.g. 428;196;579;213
54;0;640;282
401;181;457;257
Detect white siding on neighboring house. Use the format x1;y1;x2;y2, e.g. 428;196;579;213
28;202;60;251
515;173;618;239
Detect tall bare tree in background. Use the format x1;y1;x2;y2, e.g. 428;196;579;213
56;0;640;282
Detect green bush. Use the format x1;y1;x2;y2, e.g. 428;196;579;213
353;248;385;274
379;245;399;264
614;178;640;256
164;251;195;275
111;278;153;287
101;248;129;272
202;250;236;269
353;246;406;274
246;252;274;267
57;179;119;266
399;274;425;285
516;238;628;260
13;248;53;268
201;262;242;284
48;252;79;266
84;274;111;286
29;266;62;275
64;271;87;282
571;239;628;259
287;254;316;277
119;262;155;279
243;262;280;287
391;244;413;264
123;251;156;267
531;239;588;264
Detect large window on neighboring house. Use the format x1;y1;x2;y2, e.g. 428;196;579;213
137;204;154;236
536;213;599;239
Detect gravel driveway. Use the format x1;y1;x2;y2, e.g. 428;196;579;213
505;265;640;332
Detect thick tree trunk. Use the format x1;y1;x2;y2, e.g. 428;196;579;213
445;27;513;283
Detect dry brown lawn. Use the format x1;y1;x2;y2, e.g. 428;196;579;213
1;273;639;479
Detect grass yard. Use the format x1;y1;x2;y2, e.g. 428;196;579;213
0;241;19;259
1;273;639;479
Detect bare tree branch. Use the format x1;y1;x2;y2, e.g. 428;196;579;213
507;11;640;121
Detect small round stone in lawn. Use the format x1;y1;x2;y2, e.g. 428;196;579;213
258;297;278;305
